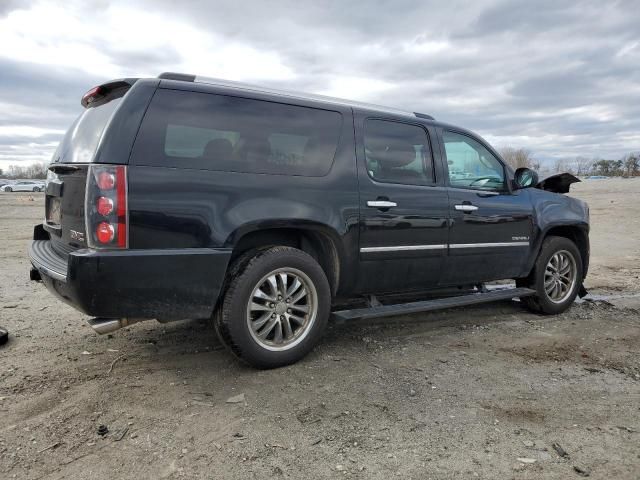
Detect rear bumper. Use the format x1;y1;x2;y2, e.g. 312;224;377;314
29;232;231;320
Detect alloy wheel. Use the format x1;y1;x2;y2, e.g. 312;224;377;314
246;267;318;351
544;250;577;303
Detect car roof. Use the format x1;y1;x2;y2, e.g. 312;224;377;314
127;75;495;156
155;73;438;125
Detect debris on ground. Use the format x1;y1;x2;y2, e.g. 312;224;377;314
107;354;126;375
573;465;591;477
226;393;245;404
552;442;568;458
113;427;129;441
616;426;634;433
97;425;109;436
37;442;60;454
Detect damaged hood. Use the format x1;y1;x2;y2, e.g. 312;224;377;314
535;173;581;194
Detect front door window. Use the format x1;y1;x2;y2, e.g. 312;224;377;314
443;131;505;192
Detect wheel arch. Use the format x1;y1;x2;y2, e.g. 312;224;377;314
527;223;590;280
224;222;344;296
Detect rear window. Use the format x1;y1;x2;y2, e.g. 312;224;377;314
52;97;123;163
131;89;343;176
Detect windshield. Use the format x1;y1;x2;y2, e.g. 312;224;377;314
52;97;122;163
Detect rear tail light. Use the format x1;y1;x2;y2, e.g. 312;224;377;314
97;196;114;216
86;165;128;249
96;222;115;243
97;171;115;190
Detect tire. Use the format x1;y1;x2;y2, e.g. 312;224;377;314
212;248;261;354
0;326;8;346
5;187;11;192
215;246;331;368
518;236;583;315
33;187;40;192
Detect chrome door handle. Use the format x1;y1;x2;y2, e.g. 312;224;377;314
454;204;478;212
367;200;397;208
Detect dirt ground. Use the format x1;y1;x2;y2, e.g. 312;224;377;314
1;178;639;479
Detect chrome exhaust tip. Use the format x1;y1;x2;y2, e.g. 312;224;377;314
87;317;145;334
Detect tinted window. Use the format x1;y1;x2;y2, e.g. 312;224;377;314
53;97;123;163
443;131;505;191
364;119;434;186
132;89;343;176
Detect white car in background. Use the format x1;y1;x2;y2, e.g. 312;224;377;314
1;180;45;192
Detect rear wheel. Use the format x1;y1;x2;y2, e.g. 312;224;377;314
519;236;583;314
5;187;12;192
215;246;330;368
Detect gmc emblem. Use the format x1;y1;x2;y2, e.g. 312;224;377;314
70;230;85;242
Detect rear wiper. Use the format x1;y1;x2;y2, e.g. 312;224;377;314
48;164;80;174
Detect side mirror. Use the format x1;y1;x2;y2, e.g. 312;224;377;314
513;167;539;189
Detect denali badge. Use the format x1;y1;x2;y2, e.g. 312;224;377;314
512;236;529;241
70;230;85;242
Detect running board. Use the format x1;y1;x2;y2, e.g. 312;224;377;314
331;287;536;322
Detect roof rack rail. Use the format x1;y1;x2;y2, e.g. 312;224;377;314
414;112;435;120
158;72;195;82
156;72;429;120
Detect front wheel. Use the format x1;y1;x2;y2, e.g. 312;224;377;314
33;187;40;192
518;236;583;315
215;246;331;368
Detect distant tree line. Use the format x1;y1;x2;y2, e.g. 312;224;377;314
2;152;639;180
499;148;541;171
0;163;48;179
499;148;640;177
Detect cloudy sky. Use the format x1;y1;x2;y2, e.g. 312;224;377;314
1;0;638;170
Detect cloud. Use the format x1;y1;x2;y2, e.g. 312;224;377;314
0;0;638;170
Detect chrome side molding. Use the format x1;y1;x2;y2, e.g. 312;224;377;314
361;241;529;253
449;242;529;248
361;244;447;253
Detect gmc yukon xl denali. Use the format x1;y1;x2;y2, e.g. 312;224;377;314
29;73;590;368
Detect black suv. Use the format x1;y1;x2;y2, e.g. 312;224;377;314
29;73;589;368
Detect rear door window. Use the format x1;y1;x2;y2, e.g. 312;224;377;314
132;89;343;176
363;119;435;186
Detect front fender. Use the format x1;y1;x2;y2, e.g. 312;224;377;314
524;189;590;278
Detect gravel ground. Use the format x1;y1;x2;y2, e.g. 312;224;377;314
1;178;639;479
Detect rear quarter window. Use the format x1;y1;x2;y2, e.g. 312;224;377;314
131;89;343;176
